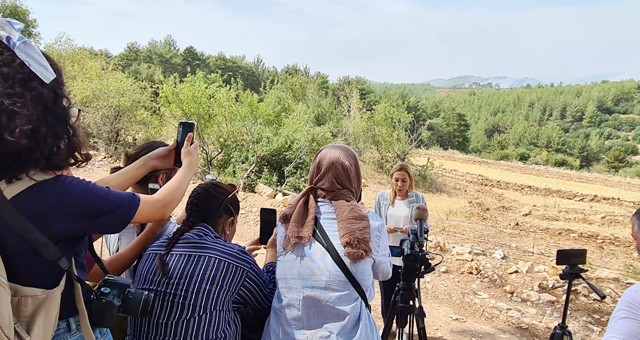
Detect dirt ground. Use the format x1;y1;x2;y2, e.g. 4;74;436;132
82;149;640;340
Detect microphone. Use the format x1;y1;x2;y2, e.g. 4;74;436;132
412;203;429;244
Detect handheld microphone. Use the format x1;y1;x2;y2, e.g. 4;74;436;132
412;203;429;244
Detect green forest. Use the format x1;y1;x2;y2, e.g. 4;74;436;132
3;0;640;192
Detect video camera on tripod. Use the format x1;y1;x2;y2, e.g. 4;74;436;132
399;204;435;280
382;204;437;340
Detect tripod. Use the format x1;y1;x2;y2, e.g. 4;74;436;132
381;241;434;340
548;265;606;340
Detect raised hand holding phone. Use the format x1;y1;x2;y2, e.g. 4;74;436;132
174;120;197;167
259;208;277;245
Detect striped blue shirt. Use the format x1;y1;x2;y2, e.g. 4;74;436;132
126;223;277;340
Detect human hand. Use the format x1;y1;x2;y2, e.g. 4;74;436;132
243;238;262;258
180;133;199;174
386;225;397;234
265;229;277;252
399;226;410;235
142;139;177;171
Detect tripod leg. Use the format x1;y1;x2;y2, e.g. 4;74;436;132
415;305;427;340
382;287;401;340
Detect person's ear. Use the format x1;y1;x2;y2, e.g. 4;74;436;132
157;173;166;186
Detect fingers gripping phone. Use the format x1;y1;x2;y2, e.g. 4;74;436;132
259;208;277;245
174;120;197;167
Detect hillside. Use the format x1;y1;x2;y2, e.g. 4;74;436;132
83;149;640;339
428;75;542;88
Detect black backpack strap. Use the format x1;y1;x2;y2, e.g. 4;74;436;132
313;218;371;312
0;191;70;271
0;191;95;292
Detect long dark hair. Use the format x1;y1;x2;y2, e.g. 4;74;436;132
157;181;239;277
0;44;91;182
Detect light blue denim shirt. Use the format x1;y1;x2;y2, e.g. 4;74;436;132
262;199;392;339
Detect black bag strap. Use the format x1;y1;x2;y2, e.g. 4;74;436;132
0;191;95;292
313;218;371;312
0;191;70;271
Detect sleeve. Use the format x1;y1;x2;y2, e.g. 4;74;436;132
369;212;392;281
373;191;386;224
61;176;140;237
232;253;277;310
603;283;640;339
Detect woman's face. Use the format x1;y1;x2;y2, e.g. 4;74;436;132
392;171;411;197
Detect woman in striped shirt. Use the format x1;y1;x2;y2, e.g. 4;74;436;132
127;181;277;340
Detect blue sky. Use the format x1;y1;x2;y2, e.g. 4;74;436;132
22;0;640;83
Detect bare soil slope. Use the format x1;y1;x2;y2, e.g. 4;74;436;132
82;149;640;340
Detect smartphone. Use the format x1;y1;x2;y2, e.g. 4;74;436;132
148;183;160;195
174;120;197;167
556;249;587;266
259;208;277;245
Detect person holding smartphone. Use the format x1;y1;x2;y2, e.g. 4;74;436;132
99;141;180;282
0;38;199;340
373;162;429;335
127;180;277;340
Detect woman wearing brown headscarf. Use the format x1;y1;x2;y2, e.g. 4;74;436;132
261;144;392;339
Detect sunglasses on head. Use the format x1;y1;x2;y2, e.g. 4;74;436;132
218;183;239;218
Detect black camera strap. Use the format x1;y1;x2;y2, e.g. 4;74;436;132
313;218;371;312
87;236;110;277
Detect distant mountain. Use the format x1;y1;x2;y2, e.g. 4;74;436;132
428;75;542;89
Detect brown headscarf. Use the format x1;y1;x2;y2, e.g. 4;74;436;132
280;144;372;261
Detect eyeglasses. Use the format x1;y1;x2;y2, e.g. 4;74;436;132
218;183;239;218
69;106;81;124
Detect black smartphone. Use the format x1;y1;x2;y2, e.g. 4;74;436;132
259;208;277;245
148;183;160;195
556;249;587;266
174;120;197;167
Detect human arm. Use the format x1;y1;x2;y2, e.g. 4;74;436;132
131;134;199;223
95;140;178;191
87;219;168;282
369;212;392;281
603;283;640;340
233;253;277;309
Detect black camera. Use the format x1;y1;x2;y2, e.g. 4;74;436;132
91;275;154;328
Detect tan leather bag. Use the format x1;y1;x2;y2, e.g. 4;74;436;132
0;173;94;340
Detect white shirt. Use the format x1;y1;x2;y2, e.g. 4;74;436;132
387;199;411;266
262;199;392;340
603;282;640;340
104;219;178;279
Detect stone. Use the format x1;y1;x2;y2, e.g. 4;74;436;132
254;183;276;198
539;293;558;303
507;310;521;318
448;314;465;321
503;285;515;294
439;266;449;273
534;265;549;273
493;249;506;260
496;302;511;310
507;266;518;274
521;291;540;302
465;262;482;275
452;245;472;255
474;292;490;299
517;261;534;274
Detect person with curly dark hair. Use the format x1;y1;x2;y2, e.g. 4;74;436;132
126;180;277;340
0;20;199;340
